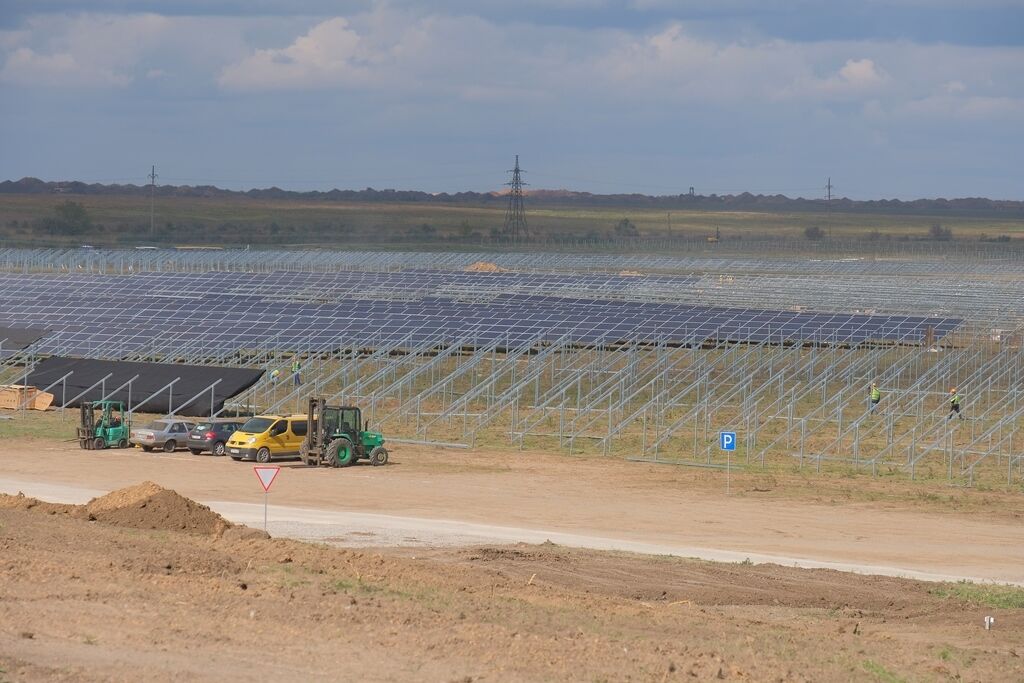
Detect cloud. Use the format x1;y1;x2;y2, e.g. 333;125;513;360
218;17;371;90
2;7;1023;126
836;58;885;87
0;46;130;86
0;13;280;89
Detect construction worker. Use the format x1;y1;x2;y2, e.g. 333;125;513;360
270;368;280;385
869;382;881;414
947;388;963;421
291;358;302;387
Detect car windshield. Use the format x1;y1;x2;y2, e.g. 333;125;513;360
145;421;170;430
239;417;275;433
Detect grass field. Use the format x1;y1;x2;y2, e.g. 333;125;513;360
2;193;1023;247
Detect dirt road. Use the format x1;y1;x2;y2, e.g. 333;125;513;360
2;441;1022;584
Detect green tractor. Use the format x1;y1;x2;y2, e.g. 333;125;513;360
78;400;131;450
301;397;388;468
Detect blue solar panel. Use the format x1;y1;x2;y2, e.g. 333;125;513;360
0;270;963;357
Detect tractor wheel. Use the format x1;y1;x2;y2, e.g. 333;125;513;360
255;447;272;464
163;440;177;453
327;438;357;468
369;446;389;467
92;437;106;450
189;448;203;455
212;442;226;457
117;439;128;449
141;445;153;452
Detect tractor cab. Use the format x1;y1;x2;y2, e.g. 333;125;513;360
78;400;131;450
302;397;388;468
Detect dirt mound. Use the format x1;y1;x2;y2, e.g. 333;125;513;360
0;492;79;516
464;260;506;273
85;481;165;513
84;482;232;536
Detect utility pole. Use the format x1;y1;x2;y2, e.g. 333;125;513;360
826;176;833;240
503;155;528;242
667;212;672;236
148;165;158;237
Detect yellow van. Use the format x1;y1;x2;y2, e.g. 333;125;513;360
227;414;308;463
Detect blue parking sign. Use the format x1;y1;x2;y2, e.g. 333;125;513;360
720;431;737;451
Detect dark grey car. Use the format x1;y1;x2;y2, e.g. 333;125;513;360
187;419;243;456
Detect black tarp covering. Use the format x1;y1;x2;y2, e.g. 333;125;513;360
0;326;47;351
27;357;264;417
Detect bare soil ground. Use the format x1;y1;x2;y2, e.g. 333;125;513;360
2;484;1023;682
1;434;1023;681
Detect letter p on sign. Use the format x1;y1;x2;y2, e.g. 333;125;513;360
720;431;736;451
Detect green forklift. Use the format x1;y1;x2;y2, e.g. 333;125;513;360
78;400;131;450
301;397;388;468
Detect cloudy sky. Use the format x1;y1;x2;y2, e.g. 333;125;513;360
1;1;1022;199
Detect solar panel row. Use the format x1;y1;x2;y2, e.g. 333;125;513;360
0;271;962;357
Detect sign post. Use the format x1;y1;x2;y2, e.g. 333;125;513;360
719;431;736;495
253;465;280;532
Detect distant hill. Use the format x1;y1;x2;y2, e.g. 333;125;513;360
2;177;1022;218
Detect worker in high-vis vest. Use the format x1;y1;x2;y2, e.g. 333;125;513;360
947;388;963;420
291;359;302;387
869;382;881;414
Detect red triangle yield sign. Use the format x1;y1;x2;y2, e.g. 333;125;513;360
253;465;280;492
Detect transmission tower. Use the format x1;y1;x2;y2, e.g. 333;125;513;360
825;176;833;239
148;165;158;237
503;155;528;241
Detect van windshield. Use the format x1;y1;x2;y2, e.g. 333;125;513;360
239;417;275;433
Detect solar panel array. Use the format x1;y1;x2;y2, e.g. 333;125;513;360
4;246;1023;278
0;270;962;357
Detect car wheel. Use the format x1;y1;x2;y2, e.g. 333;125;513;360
255;447;272;463
212;442;226;457
141;445;153;452
117;439;129;449
369;446;389;466
189;448;203;455
163;440;176;453
92;437;106;450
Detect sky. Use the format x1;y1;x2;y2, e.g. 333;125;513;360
1;1;1022;200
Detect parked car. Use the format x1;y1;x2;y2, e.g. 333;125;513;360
227;414;307;463
187;419;244;456
130;419;196;452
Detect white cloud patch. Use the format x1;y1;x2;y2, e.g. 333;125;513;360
1;46;130;86
836;58;885;87
0;13;279;89
219;18;372;90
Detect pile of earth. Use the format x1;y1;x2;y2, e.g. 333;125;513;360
464;261;506;273
0;481;262;538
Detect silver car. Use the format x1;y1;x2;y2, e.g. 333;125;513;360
130;419;196;453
